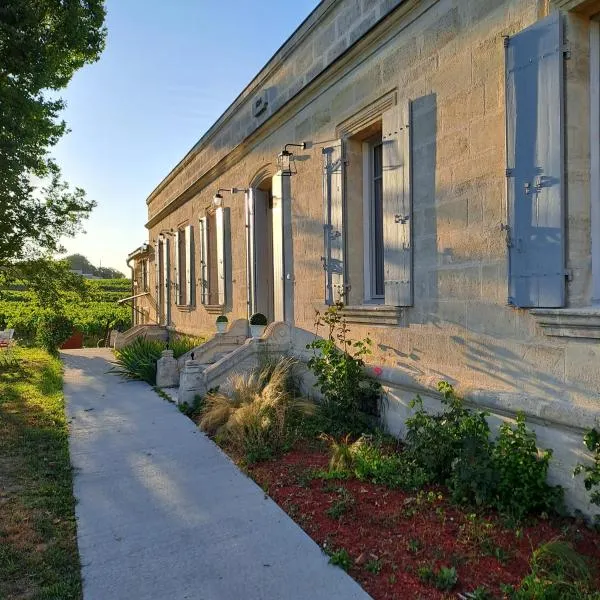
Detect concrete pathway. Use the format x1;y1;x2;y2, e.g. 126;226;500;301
62;348;371;600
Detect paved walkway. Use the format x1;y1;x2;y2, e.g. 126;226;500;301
62;348;370;600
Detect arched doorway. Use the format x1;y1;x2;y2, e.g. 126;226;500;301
246;170;290;323
247;178;275;322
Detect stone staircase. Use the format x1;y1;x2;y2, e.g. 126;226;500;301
155;319;292;405
113;324;168;350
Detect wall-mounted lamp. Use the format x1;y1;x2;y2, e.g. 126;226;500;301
278;142;308;176
157;228;174;241
213;187;248;207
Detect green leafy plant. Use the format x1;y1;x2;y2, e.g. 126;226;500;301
365;558;382;574
508;540;598;600
168;334;205;358
216;315;228;323
199;357;314;462
574;428;600;509
35;312;74;354
491;413;563;519
306;303;381;435
327;548;352;571
418;564;458;590
249;312;267;326
178;395;204;421
405;382;491;485
325;487;355;519
110;336;165;384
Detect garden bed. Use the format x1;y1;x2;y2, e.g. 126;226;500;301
244;443;600;600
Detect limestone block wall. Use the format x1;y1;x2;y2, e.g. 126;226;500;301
141;0;600;511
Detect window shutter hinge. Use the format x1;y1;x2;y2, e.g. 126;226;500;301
503;35;510;48
562;43;571;60
565;268;573;282
505;168;513;178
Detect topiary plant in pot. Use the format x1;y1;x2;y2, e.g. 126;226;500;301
249;313;267;338
216;315;228;334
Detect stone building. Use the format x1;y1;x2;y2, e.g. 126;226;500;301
127;0;600;514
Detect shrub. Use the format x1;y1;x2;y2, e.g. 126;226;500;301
405;384;563;519
327;547;352;571
110;336;165;384
491;413;563;519
36;312;74;354
306;303;381;435
199;357;314;462
169;334;204;358
405;382;491;484
249;312;267;326
320;434;429;490
418;565;458;591
574;428;600;511
508;540;598;600
216;315;228;323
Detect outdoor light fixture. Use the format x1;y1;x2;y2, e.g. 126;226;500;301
213;187;247;207
278;142;308;176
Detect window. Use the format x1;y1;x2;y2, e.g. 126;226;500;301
324;95;413;311
199;208;226;306
365;135;384;301
175;225;194;306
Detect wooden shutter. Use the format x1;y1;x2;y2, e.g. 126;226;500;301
155;240;162;323
272;173;285;321
322;142;345;305
215;206;226;306
506;12;565;308
185;224;194;306
199;216;208;305
162;237;170;325
382;101;413;307
246;189;257;316
174;230;182;305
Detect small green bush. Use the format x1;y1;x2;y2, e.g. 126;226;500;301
491;413;563;520
405;383;563;519
36;312;74;354
306;303;381;435
507;540;598;600
405;382;490;484
327;547;352;571
169;335;204;358
110;336;165;384
249;312;267;326
574;428;600;511
216;315;228;323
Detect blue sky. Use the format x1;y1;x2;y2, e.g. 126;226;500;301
53;0;320;272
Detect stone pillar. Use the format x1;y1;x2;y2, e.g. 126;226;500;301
178;360;206;405
156;350;179;388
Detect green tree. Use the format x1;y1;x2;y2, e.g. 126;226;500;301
0;0;107;263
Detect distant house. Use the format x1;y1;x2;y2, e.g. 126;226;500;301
128;0;600;514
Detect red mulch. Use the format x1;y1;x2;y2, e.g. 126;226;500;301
245;444;600;600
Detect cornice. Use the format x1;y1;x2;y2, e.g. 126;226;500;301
146;0;432;229
551;0;600;13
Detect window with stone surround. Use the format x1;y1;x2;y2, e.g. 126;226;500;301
326;90;412;324
199;208;226;307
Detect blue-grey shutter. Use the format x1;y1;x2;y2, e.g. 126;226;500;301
506;11;565;308
199;216;208;305
174;230;182;305
383;101;413;306
185;224;194;306
215;206;226;306
322;142;345;305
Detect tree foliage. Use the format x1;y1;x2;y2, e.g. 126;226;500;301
64;253;125;279
0;0;107;263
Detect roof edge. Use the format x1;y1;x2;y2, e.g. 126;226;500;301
146;0;338;206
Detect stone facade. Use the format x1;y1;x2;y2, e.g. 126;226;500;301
131;0;600;515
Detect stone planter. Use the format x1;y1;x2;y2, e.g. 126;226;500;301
216;321;228;334
250;324;266;338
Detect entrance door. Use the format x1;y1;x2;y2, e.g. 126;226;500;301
247;187;275;322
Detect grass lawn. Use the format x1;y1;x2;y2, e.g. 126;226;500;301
0;348;81;600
